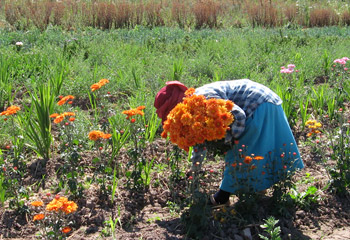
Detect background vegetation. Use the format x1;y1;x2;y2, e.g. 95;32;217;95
1;0;350;31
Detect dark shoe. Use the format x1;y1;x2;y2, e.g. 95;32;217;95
208;194;230;209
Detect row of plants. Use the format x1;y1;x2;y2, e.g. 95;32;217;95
2;0;350;30
0;26;349;238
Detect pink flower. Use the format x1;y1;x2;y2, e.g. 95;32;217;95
287;64;295;69
334;59;346;65
280;68;294;73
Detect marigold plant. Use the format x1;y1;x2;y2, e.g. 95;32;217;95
305;119;322;137
46;196;78;214
0;105;20;116
90;78;110;91
29;195;77;238
88;130;112;141
50;112;76;124
161;88;234;152
122;106;145;120
57;95;75;106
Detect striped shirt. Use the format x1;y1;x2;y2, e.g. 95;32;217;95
190;79;282;171
195;79;282;140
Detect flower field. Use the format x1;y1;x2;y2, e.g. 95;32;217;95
0;22;350;239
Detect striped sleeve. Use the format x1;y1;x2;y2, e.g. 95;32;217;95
231;104;246;139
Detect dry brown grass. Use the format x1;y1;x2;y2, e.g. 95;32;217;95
144;1;164;27
309;8;339;27
193;0;221;29
283;4;298;24
171;0;189;28
341;10;350;26
245;0;283;27
115;2;133;28
1;0;350;30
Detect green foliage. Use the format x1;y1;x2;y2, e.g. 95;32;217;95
22;84;54;162
259;216;282;240
327;110;350;196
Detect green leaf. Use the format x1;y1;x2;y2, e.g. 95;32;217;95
92;157;100;164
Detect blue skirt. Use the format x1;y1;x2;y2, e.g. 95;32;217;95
220;102;304;194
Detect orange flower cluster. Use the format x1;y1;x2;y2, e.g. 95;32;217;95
0;105;20;116
305;119;322;137
122;106;145;120
88;130;112;141
46;196;78;214
57;95;75;106
50;112;75;124
90;78;109;91
161;88;234;152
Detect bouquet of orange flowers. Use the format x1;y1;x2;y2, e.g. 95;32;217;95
161;88;234;152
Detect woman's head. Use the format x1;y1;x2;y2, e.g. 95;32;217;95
154;81;188;123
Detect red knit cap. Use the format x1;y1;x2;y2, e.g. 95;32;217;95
154;81;188;123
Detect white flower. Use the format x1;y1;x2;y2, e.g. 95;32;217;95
15;42;23;46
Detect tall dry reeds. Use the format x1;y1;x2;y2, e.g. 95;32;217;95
193;0;221;29
144;1;164;27
245;0;282;27
2;0;350;30
309;8;339;27
171;0;189;28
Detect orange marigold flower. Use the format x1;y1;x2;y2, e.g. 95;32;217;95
243;156;253;164
253;156;264;160
33;214;45;221
0;105;21;116
62;226;72;234
184;88;195;96
30;201;44;207
46;197;78;214
101;133;112;139
50;113;59;118
98;78;109;86
61;201;78;214
91;79;109;91
54;115;65;124
57;95;75;105
122;106;145;119
63;112;75;117
90;83;101;91
69;117;75;122
88;130;103;141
